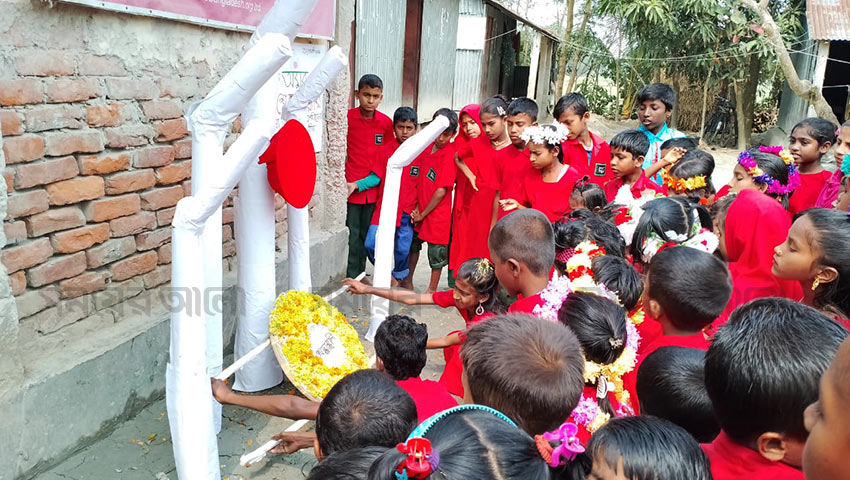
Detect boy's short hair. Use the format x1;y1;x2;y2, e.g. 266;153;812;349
637;346;719;443
461;313;585;435
637;82;676;111
433;107;459;133
489;209;555;276
660;136;698;152
306;446;386;480
554;216;627;259
507;97;539;122
554;93;589;118
357;74;383;91
704;298;849;444
393;106;417;126
374;314;428;381
316;370;417;455
592;255;643;311
648;247;732;330
610;130;650;159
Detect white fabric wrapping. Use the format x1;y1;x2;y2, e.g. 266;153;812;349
287;205;312;291
281;46;348;121
249;0;321;47
366;116;451;341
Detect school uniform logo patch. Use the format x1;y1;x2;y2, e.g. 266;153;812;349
410;166;420;177
375;134;383;145
426;168;437;182
594;163;607;176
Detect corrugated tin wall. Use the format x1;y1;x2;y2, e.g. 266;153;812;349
460;0;486;15
355;0;407;114
453;49;484;110
418;0;460;119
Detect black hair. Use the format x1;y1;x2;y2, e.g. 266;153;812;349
489;209;555;277
668;149;716;199
558;292;627;418
493;93;511;105
636;82;676;111
636;347;720;443
799;208;850;318
461;313;585;435
554;92;589;118
316;370;418;455
553;216;626;276
704;298;849;444
393;106;417;126
591;255;643;311
358;74;383;91
630;196;712;267
660;136;699;152
367;409;551;480
792;117;838;147
508;96;539;122
528;124;564;163
432;107;458;133
481;96;509;118
647;247;732;331
307;446;387;480
610;130;650;160
746;149;793;207
374;314;428;381
455;258;507;315
587;416;713;480
571;176;608;212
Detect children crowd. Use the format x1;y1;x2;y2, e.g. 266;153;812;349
214;74;850;479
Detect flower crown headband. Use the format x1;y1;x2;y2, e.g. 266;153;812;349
661;169;708;194
640;208;719;263
520;123;569;146
737;146;801;196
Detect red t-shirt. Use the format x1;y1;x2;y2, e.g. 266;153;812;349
562;132;614;187
604;171;666;202
788;170;832;216
396;377;458;423
702;432;804;480
370;139;420;227
500;147;534;202
508;292;545;314
516;165;584;222
346;108;393;204
416;143;457;245
635;331;710;375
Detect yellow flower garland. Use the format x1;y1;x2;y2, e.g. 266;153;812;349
269;290;370;399
661;169;707;193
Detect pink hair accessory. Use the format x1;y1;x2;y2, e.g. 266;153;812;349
542;422;585;467
556;248;575;264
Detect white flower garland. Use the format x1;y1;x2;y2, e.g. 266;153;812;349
520;123;569;146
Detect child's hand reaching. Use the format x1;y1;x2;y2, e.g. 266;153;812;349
662;147;687;168
346;182;358;196
269;431;316;455
343;278;370;295
464;171;478;191
499;199;521;212
410;208;422;224
210;378;234;404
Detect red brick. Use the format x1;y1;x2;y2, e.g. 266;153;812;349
109;251;158;282
106;77;157;100
0;79;44;106
14;156;79;189
140;185;184;211
222;224;233;242
44;131;103;157
27;295;94;333
3;169;13;193
1;110;23;136
24;105;84;132
46;176;105;206
24;206;86;236
135;227;171;251
182;180;192;196
109;211;156;237
141;100;183;120
154;118;189;142
156;207;176;227
133;145;174;168
222;206;234;224
142;264;171;288
77;54;126;76
157;243;172;264
15;286;60;318
86;103;123;127
7;190;49;219
27;252;87;287
15;51;75;76
104;125;153;148
45;78;100;103
4;221;27;245
172;139;192;159
86;237;136;268
9;271;26;296
3;135;44;164
51;223;109;254
154;160;191;185
1;238;53;273
222;239;236;257
82;194;140;222
78;153;130;175
158;76;199;99
59;271;109;299
273;193;285;210
104;169;155;195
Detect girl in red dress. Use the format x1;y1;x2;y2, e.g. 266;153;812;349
787;118;836;215
448;104;482;282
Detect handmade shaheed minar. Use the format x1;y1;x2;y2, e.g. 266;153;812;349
164;1;449;477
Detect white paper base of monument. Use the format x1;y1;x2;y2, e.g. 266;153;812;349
287;205;311;291
366;116;451;341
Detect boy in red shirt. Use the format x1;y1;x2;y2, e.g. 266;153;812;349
409;108;458;293
374;314;457;422
364;107;418;286
605;129;666;202
555;93;614;186
702;298;849;480
345;74;394;278
499;97;539;211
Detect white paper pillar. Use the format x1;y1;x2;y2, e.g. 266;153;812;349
366;116;451;341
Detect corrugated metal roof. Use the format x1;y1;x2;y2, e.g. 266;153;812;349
484;0;560;42
807;0;850;41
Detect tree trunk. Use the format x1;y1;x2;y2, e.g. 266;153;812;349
565;0;594;93
734;80;748;151
699;65;713;145
556;0;576;96
739;55;761;149
671;74;681;130
614;17;622;117
738;0;839;125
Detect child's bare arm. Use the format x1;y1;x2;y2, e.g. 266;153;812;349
419;187;448;218
455;155;478;191
426;332;462;349
644;147;686;178
211;378;319;419
269;431;317;455
343;278;435;305
490;191;501;230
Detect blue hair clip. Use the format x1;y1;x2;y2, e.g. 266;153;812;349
406;404;517;440
841;154;850;177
